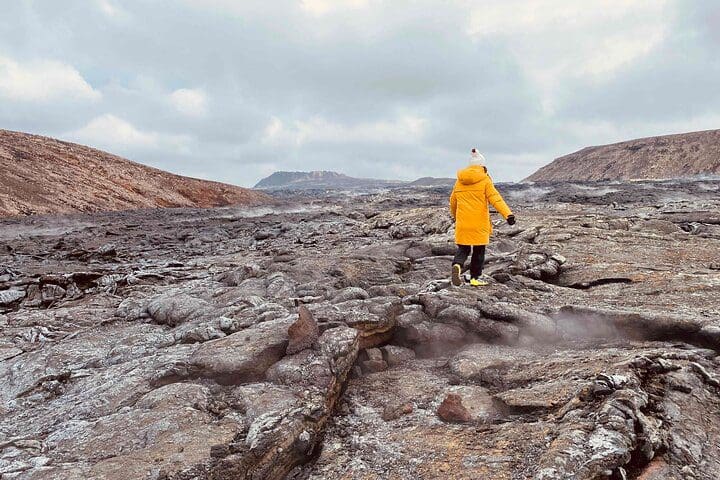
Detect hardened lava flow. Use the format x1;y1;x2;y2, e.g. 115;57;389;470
2;179;720;479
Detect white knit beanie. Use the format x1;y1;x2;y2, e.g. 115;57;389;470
469;148;486;166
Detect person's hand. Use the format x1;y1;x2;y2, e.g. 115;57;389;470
507;214;516;226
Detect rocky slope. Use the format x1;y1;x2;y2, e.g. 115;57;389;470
1;180;720;479
254;171;401;190
0;129;267;217
525;129;720;182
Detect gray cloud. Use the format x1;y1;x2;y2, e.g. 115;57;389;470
1;0;718;186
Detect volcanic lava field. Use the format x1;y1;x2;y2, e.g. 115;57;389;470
2;179;720;479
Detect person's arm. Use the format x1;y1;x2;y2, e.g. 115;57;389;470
486;180;513;220
449;185;458;220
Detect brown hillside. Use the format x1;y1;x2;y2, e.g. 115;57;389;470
0;129;267;216
525;129;720;182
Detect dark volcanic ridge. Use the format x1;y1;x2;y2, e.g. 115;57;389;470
254;170;455;190
0;129;268;217
407;176;456;187
254;170;402;190
525;128;720;182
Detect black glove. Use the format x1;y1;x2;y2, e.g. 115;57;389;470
507;214;516;226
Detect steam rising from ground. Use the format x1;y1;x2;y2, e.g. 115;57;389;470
697;182;720;192
505;186;552;202
217;205;325;219
567;185;620;197
553;311;625;341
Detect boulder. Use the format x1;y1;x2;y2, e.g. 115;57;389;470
381;345;416;367
437;305;519;345
309;297;403;349
478;302;557;340
147;293;215;327
190;317;292;384
437;393;472;423
449;344;536;385
286;305;320;354
0;289;25;306
394;321;468;357
361;359;388;374
330;286;370;304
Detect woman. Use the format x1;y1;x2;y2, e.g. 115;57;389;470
449;148;515;286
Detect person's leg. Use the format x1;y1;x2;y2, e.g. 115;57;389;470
453;245;471;268
451;245;471;286
469;245;486;279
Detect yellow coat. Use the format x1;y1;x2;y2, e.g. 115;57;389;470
450;165;513;245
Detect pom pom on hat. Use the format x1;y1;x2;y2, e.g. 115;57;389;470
469;148;485;166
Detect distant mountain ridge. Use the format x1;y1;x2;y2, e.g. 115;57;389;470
0;129;268;217
525;129;720;182
255;170;401;190
254;171;455;190
408;177;456;187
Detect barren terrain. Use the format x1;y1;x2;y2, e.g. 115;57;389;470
525;129;720;181
1;179;720;479
0;129;267;217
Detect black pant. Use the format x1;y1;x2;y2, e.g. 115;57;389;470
453;245;486;279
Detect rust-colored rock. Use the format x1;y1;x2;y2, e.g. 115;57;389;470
437;393;472;423
286;305;320;355
0;129;268;217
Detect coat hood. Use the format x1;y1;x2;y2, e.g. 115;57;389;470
457;165;488;185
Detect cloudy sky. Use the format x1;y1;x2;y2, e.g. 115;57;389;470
1;0;719;186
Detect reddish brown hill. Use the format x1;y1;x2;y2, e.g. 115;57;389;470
525;129;720;182
0;129;268;216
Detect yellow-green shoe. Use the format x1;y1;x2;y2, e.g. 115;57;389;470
451;264;463;286
469;277;489;287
